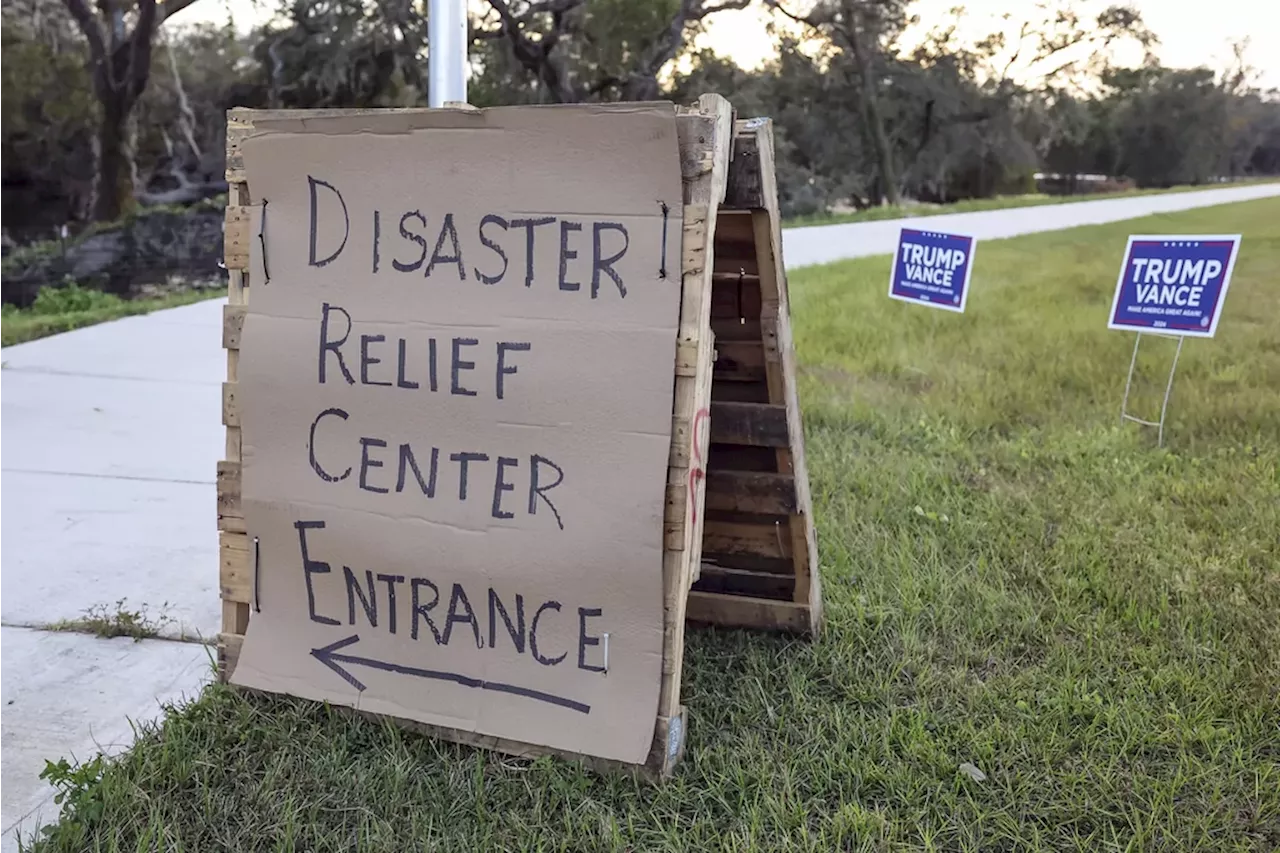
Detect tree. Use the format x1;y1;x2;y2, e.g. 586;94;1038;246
2;0;98;230
61;0;201;221
474;0;750;104
767;0;911;205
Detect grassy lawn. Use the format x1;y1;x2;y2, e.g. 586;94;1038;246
1;284;223;347
27;200;1280;852
786;177;1280;228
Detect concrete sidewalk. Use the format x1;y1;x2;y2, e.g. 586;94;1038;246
2;183;1277;850
782;182;1280;267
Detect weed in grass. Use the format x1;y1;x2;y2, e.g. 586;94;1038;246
49;599;174;642
28;756;108;851
24;200;1280;852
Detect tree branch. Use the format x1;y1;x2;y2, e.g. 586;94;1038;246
156;0;202;26
694;0;751;20
62;0;107;74
128;0;157;101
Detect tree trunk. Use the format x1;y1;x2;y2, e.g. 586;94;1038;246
93;95;134;222
847;31;900;206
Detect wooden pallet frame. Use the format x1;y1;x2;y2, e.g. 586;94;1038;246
689;117;823;635
217;96;816;777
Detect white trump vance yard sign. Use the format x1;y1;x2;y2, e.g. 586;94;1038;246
231;105;685;764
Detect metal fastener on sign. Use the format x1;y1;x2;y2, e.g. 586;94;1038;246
252;535;261;613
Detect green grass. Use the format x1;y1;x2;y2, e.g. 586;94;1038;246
1;283;222;347
26;200;1280;852
786;177;1280;228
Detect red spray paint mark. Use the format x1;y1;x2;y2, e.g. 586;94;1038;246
688;407;710;525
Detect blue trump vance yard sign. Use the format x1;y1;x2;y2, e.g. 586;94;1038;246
1107;235;1242;338
889;228;976;313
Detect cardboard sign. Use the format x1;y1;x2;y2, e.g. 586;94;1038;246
1108;235;1241;337
889;228;976;312
231;105;684;764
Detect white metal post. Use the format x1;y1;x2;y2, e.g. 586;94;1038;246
428;0;468;107
1119;331;1186;448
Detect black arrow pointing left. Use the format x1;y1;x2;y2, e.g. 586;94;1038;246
310;634;591;715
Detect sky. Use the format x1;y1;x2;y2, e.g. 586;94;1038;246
179;0;1280;90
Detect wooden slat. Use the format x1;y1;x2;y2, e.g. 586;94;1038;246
710;316;762;342
710;275;763;321
723;131;766;209
708;443;778;472
693;565;793;599
709;401;788;447
712;209;756;242
685;591;815;634
221;532;251;604
223;304;246;350
218;631;244;677
222;382;240;427
224;205;251;271
740;119;822;628
703;518;791;560
657;93;735;729
713;340;765;383
221;167;250;666
705;470;796;515
217;461;245;533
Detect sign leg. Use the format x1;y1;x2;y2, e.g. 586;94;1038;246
1120;331;1143;426
1157;336;1186;448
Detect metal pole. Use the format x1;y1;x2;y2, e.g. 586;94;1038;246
428;0;468;107
1120;331;1142;426
1156;336;1185;448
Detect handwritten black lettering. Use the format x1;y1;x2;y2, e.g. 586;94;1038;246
510;216;556;287
559;220;582;291
372;210;381;273
592;222;629;298
396;339;418;390
492;456;518;520
495;341;531;400
296;520;340;626
428;338;439;392
476;214;509;284
451;337;478;396
308;176;349;267
488;589;526;653
309;408;351;482
577;607;605;673
397;444;438;497
393;210;429;273
377;573;406;635
529;454;565;530
344;566;378;629
450;451;489;501
443;583;482;649
530;601;566;666
318;303;355;385
360;334;392;387
359;437;390;494
426;212;466;280
410;577;442;643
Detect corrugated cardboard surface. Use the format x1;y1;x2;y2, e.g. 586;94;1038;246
231;104;684;764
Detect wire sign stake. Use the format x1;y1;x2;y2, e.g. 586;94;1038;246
1107;234;1242;447
1119;332;1184;447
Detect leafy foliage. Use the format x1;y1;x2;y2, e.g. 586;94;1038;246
3;0;1279;230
